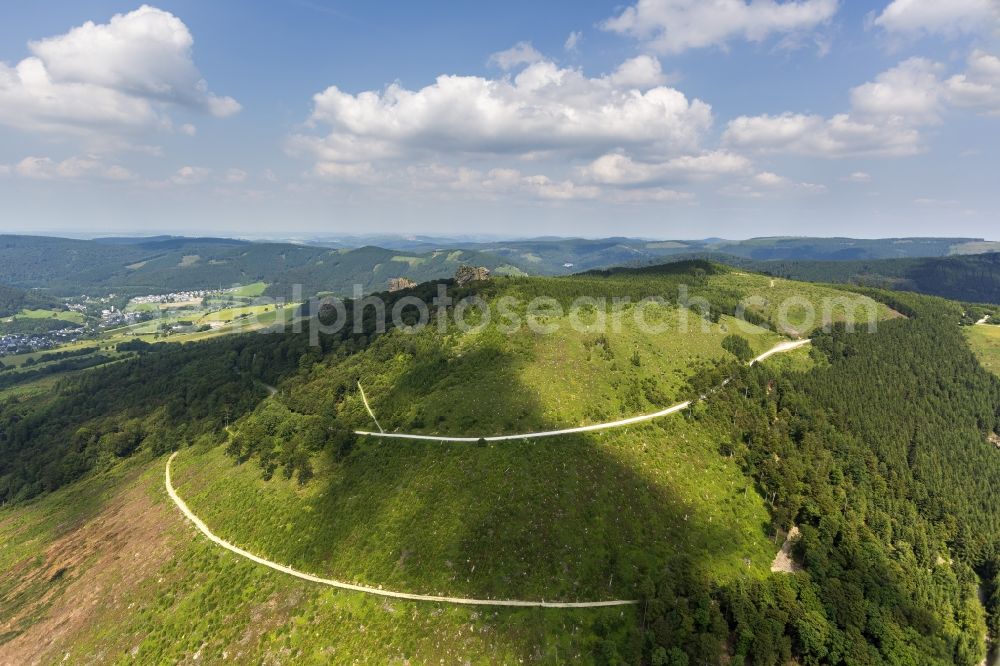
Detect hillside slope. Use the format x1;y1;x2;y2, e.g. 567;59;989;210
656;252;1000;305
2;267;999;663
0;235;524;298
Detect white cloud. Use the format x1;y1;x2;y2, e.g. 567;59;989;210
313;161;378;184
719;183;766;198
0;164;11;177
579;151;750;185
723;54;981;158
504;172;600;201
14;155;135;180
753;171;790;187
723;112;922;157
402;163;601;201
564;31;582;52
946;50;1000;115
608;56;668;88
725;50;1000;157
850;57;945;123
873;0;1000;37
488;42;544;70
171;165;211;185
180;123;197;136
721;172;826;198
753;171;826;192
602;0;839;54
843;171;871;183
478;168;600;201
223;168;248;183
385;161;686;203
0;5;239;146
293;58;713;176
609;188;693;203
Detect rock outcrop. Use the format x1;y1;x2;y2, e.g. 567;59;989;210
387;277;417;292
454;265;491;287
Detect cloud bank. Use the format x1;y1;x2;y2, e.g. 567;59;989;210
0;5;239;148
602;0;839;53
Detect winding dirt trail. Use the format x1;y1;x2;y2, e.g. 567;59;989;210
354;400;693;443
165;453;636;608
748;339;812;366
166;338;811;606
356;339;812;443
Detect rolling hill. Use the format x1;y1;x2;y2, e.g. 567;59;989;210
0;235;525;299
651;252;1000;305
4;263;1000;663
4;234;999;303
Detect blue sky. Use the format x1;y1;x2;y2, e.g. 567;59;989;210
1;1;999;239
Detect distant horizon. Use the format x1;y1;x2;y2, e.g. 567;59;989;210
9;231;997;245
4;230;999;246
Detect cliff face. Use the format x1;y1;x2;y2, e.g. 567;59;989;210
454;265;491;286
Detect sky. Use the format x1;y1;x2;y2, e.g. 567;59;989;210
1;0;999;240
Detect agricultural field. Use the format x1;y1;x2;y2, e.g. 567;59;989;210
4;308;86;324
229;281;268;298
196;304;279;324
0;288;296;383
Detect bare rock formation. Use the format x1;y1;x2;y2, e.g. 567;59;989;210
454;265;491;287
388;277;417;292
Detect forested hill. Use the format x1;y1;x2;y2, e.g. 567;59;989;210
747;252;1000;304
452;236;1000;270
3;264;1000;662
0;284;29;318
651;252;1000;304
5;234;1000;300
0;235;523;298
0;283;58;317
659;290;1000;663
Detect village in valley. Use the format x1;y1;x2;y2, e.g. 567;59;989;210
0;284;279;367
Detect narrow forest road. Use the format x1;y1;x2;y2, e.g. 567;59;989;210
355;400;693;443
165;453;636;608
748;339;812;366
166;337;813;607
356;338;812;443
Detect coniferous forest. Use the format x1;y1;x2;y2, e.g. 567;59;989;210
639;291;1000;664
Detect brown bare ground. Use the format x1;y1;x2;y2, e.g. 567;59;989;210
0;470;175;665
770;526;803;574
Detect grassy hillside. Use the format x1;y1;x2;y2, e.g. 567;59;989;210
968;323;1000;377
1;454;628;664
2;265;998;664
